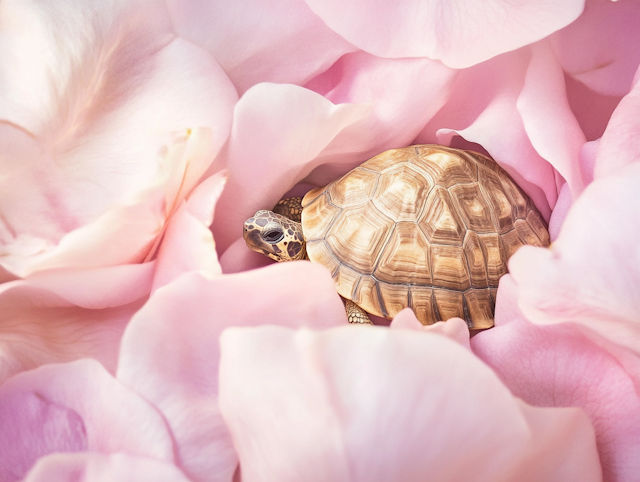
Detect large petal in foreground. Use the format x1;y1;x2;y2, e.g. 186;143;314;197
219;325;601;482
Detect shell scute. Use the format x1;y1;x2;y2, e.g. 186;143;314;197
328;167;379;207
372;164;433;222
374;222;431;285
418;187;466;246
325;201;394;274
449;183;494;233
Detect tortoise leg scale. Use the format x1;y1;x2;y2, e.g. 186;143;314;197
344;298;373;325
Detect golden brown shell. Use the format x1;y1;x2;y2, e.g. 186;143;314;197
301;145;550;330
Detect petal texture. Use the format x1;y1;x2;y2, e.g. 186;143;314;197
219;324;601;482
24;453;190;482
509;162;640;360
0;0;236;276
0;359;174;481
166;0;356;94
303;0;584;68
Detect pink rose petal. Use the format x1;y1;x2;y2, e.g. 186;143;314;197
0;359;174;481
0;0;236;276
473;275;640;482
390;309;470;349
547;182;572;241
303;0;584;68
594;69;640;180
0;274;148;383
551;0;640;96
151;170;227;291
24;453;191;482
117;261;345;482
219;324;600;482
166;0;356;94
509;162;640;362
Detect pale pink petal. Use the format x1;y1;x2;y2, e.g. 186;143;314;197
594;70;640;180
0;359;174;481
166;0;356;94
151;171;227;291
472;275;640;482
117;262;345;482
219;325;600;482
0;0;236;276
547;182;572;242
0;274;148;383
214;55;456;252
564;75;622;142
509;162;640;361
390;309;470;349
550;0;640;96
579;139;600;186
516;42;586;196
219;237;274;274
303;0;584;68
416;48;561;219
24;453;191;482
302;52;457;181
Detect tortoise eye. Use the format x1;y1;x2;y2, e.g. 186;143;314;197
262;226;284;244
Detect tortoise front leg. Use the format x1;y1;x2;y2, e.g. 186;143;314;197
273;197;303;222
344;299;373;325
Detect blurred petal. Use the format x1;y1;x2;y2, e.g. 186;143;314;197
166;0;356;94
509;162;640;363
219;325;601;482
594;70;640;180
303;0;584;68
473;275;640;482
0;0;236;276
551;0;640;96
0;359;174;481
117;262;345;482
24;453;191;482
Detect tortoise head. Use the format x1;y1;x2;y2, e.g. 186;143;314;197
243;210;306;262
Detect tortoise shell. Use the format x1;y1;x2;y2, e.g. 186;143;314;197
301;145;550;330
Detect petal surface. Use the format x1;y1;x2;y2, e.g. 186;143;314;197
24;453;191;482
0;0;236;276
0;359;174;481
303;0;584;68
472;275;640;482
550;0;640;96
594;71;640;180
117;261;345;482
509;162;640;360
219;324;601;482
166;0;356;94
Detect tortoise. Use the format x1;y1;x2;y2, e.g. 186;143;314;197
243;145;550;329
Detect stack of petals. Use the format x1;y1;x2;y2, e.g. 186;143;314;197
1;0;639;480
